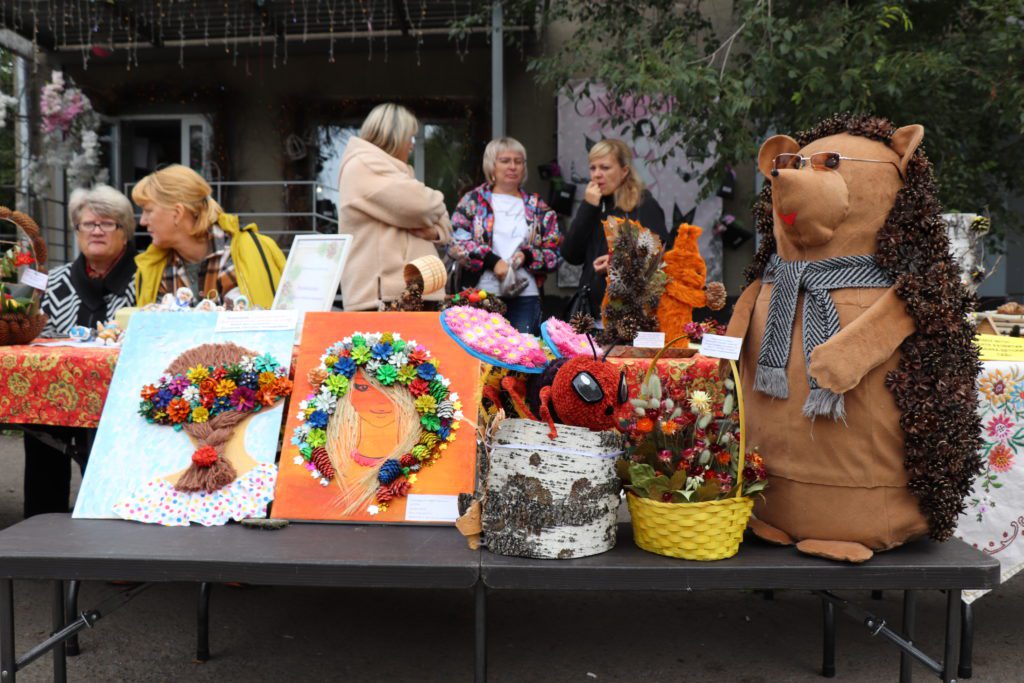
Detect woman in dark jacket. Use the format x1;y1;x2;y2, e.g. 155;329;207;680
562;139;667;318
29;184;137;517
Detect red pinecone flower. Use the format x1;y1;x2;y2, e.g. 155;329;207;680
310;447;334;481
376;486;394;503
387;478;411;498
399;454;417;468
192;446;218;468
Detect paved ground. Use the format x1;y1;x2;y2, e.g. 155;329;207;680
0;432;1020;682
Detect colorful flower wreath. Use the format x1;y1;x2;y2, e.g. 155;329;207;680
138;353;291;430
290;332;462;511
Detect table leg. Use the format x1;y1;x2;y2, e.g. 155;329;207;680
63;582;79;657
821;594;836;678
958;599;973;679
474;582;486;683
196;583;211;662
50;581;66;683
941;590;960;683
899;590;916;683
1;578;15;683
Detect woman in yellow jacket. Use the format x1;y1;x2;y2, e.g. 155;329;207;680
131;165;285;308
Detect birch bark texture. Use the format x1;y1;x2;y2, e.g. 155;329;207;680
483;418;623;559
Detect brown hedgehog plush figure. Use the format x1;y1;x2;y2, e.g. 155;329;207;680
727;114;982;562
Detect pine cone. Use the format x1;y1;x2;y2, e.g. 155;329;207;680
307;367;328;389
569;312;595;335
311;447;334;481
377;458;403;484
705;281;727;311
399;453;418;468
376;485;394;503
387;478;411;498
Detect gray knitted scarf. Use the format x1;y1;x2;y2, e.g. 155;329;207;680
755;253;893;420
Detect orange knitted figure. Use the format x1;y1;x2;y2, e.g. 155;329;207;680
657;224;708;346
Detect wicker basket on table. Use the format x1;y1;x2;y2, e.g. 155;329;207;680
0;207;48;345
625;336;754;561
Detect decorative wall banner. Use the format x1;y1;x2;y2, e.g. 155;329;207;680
272;312;479;524
73;312;294;526
557;82;724;281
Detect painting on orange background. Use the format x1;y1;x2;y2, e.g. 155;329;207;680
272;312;480;523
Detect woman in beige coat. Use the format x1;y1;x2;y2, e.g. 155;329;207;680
338;103;451;310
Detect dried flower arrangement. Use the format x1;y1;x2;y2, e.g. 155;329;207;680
616;357;767;503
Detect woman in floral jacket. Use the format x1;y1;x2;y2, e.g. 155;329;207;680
448;137;562;334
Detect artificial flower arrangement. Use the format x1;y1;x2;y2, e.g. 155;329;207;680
682;319;727;344
291;332;462;512
443;287;507;315
0;207;49;345
441;305;548;370
616;352;766;560
138;353;292;430
617;362;766;503
0;242;38;315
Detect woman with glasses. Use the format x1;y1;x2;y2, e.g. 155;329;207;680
337;103;451;311
40;184;137;338
447;137;562;334
28;185;137;517
132;164;285;308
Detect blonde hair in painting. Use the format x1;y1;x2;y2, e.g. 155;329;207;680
325;371;420;514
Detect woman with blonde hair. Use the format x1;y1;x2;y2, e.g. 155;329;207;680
448;136;561;334
337;103;452;311
562;139;667;318
132;164;285;308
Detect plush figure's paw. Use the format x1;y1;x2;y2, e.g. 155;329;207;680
748;517;796;546
808;340;862;394
796;539;874;563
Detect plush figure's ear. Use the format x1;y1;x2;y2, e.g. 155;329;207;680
757;135;800;178
889;124;924;176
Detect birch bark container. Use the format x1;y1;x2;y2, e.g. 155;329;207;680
483;418;623;559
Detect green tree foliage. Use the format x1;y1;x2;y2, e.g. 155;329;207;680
484;0;1024;233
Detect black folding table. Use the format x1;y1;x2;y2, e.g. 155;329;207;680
0;516;1000;683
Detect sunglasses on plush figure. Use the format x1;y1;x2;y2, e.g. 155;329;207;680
772;152;904;183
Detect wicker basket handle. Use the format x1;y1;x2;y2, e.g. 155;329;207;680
0;206;48;269
638;335;746;500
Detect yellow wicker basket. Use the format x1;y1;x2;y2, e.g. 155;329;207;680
626;336;754;561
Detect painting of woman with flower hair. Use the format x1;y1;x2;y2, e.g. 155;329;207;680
73;312;294;525
273;312;479;523
111;342;292;526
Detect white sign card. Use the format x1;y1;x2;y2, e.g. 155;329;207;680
404;494;460;523
699;334;743;361
272;234;352;313
633;331;666;349
214;310;299;333
19;268;48;290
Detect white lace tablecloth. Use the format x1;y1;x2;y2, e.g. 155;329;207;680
956;360;1024;603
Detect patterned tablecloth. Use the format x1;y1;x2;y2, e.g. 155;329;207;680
957;360;1024;603
0;345;119;428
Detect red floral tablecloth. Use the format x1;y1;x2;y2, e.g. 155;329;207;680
0;345;119;427
957;359;1024;603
